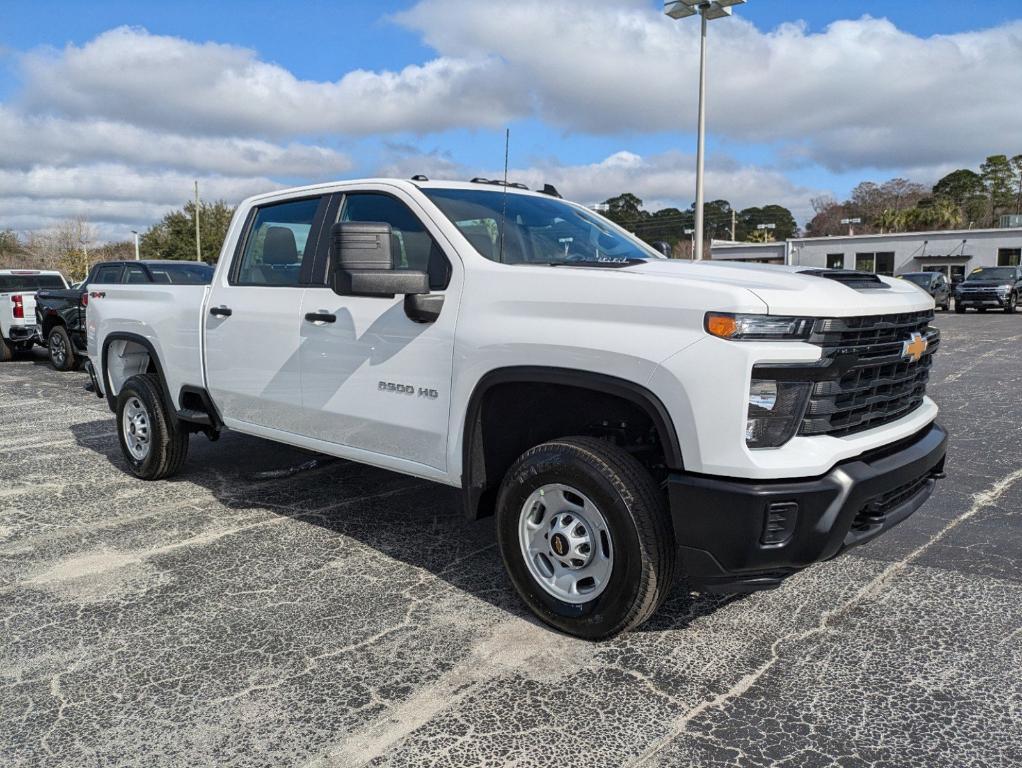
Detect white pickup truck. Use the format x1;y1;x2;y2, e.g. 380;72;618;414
0;269;69;361
86;178;947;638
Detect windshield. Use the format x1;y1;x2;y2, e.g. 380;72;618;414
0;273;67;292
147;263;215;284
423;188;662;265
900;273;932;287
966;267;1015;282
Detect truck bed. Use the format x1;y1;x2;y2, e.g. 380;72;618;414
88;283;209;406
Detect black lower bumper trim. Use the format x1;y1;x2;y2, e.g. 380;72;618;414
669;423;947;593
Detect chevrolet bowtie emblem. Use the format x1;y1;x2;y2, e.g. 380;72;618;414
902;332;928;363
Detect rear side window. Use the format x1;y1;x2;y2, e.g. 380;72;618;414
92;265;123;284
0;274;66;291
339;193;451;290
148;263;214;284
236;198;322;286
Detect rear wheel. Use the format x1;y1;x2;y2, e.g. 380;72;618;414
0;336;12;363
116;373;189;480
47;326;75;371
495;436;677;640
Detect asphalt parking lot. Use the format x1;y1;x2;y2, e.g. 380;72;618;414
1;313;1021;767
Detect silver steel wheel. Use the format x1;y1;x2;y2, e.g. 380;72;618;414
49;332;66;366
122;396;152;461
518;483;613;604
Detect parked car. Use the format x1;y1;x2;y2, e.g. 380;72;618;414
898;271;950;310
86;178;947;639
0;269;69;362
35;260;214;370
953;265;1022;313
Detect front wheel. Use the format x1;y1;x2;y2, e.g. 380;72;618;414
1005;293;1017;314
47;326;76;371
495;436;677;640
116;373;189;480
955;303;966;314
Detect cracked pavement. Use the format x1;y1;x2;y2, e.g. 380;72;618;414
1;313;1020;767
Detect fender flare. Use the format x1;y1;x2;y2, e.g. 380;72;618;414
460;366;685;518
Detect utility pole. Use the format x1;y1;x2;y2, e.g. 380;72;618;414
730;208;736;240
131;230;140;260
194;180;202;262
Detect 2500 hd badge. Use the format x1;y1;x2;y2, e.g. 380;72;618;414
379;381;439;399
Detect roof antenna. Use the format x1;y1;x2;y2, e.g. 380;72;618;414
498;128;509;264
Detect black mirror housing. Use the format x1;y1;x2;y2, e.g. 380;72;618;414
331;221;429;298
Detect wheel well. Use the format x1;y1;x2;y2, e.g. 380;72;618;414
41;315;65;338
104;339;154;398
463;375;680;520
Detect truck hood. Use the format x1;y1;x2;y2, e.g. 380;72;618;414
957;280;1012;289
624;260;933;317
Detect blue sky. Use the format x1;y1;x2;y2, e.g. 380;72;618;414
3;0;1020;239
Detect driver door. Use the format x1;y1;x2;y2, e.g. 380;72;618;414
298;188;459;471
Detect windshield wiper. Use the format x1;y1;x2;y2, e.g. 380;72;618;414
548;258;646;269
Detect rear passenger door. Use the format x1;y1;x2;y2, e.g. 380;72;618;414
297;189;459;471
205;195;328;432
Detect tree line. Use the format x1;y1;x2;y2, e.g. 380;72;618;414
598;193;798;257
807;153;1022;237
0;200;235;281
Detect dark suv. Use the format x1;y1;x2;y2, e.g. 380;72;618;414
899;271;951;311
953;266;1022;314
35;260;214;370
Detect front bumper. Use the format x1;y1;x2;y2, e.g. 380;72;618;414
668;422;947;592
956;293;1010;308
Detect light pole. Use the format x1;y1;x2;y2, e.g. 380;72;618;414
684;227;695;259
130;230;140;260
665;0;745;261
840;217;862;236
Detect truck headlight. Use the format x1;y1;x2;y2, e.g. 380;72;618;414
705;313;814;341
996;285;1011;295
746;379;811;449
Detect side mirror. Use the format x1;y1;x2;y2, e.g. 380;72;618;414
331;222;429;298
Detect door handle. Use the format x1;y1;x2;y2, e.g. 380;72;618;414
209;306;232;317
304;312;336;324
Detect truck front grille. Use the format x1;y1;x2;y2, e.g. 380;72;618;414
799;310;938;437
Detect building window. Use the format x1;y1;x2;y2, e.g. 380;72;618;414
854;252;894;275
826;253;843;269
998;248;1021;267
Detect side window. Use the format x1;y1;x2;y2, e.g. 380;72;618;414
92;265;123;284
236;197;322;286
340;193;451;290
123;265;148;284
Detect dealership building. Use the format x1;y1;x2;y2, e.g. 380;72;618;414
710;226;1022;282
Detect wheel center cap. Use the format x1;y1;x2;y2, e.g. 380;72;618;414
550;533;569;557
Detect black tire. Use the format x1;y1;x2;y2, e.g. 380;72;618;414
47;325;76;371
955;304;966;314
115;373;189;480
495;436;677;640
1005;293;1016;314
977;307;987;313
0;336;12;363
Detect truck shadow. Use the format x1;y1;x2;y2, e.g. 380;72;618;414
70;420;742;636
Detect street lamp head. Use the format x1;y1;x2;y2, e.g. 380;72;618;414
665;0;744;21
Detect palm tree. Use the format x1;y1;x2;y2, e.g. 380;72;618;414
876;209;900;234
747;228;775;243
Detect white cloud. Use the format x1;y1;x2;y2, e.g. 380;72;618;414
0;107;352;178
20;26;525;138
380;149;824;223
394;1;1022;170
